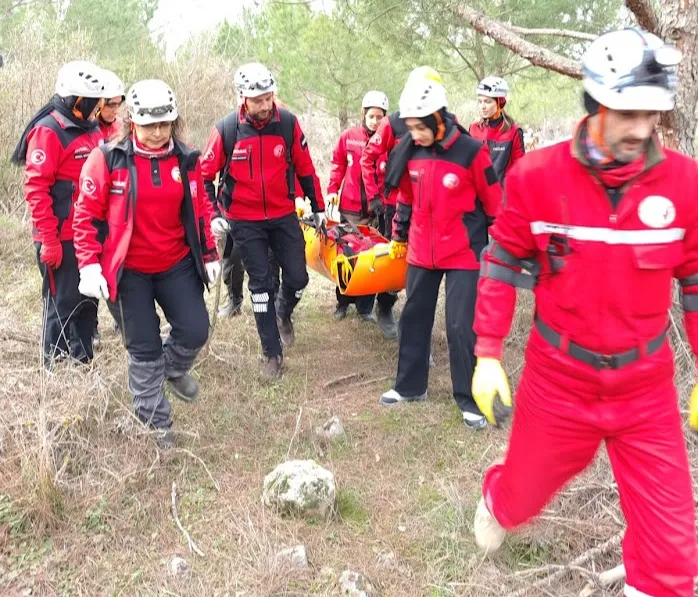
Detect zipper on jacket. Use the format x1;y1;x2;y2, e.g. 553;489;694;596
258;132;267;218
248;147;254;179
429;151;436;269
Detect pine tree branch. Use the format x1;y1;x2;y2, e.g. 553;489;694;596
624;0;659;34
503;25;598;42
451;2;583;79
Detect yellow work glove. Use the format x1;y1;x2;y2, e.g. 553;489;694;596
472;357;512;427
327;192;339;206
689;384;698;430
389;240;407;260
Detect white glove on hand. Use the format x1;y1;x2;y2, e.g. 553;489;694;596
78;263;109;299
210;217;229;240
313;211;327;229
205;261;221;284
326;192;339;206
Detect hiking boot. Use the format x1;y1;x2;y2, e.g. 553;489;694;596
359;311;378;324
379;389;427;406
333;304;349;321
166;374;199;403
462;411;488;430
376;307;398;340
155;426;175;450
260;354;283;380
474;497;506;553
277;315;295;347
219;296;243;318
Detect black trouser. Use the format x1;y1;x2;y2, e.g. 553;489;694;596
230;213;308;358
108;255;209;428
222;235;281;303
36;240;97;367
394;265;481;415
376;204;398;311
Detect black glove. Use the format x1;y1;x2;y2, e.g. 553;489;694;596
369;197;385;217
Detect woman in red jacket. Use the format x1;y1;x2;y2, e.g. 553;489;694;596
469;77;524;182
379;76;502;430
73;79;220;449
327;90;394;335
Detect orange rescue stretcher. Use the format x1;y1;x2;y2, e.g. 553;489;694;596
300;217;407;296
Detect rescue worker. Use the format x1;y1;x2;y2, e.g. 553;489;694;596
379;74;502;430
327;90;397;336
97;70;125;141
471;29;698;597
72;79;220;449
201;63;325;380
11;61;105;368
361;67;445;344
469;77;525;182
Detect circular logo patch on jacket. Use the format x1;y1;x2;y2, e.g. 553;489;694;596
347;153;354;166
372;134;382;146
203;149;215;162
379;161;386;172
171;167;181;182
638;195;676;228
273;144;285;158
442;173;460;189
81;177;96;195
30;149;46;165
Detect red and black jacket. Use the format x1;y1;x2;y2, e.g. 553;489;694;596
73;139;218;301
200;104;324;221
360;112;407;207
392;122;503;270
328;125;383;217
22;109;103;243
469;117;524;181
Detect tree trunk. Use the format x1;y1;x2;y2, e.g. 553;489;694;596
655;0;698;155
338;106;349;130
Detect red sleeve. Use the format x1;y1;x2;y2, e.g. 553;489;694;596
73;148;111;269
509;126;525;167
328;132;347;195
193;160;219;262
474;165;536;359
675;166;698;358
200;125;226;215
291;119;325;212
471;144;503;218
23;126;61;242
361;118;395;201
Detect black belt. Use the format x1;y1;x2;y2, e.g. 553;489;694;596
535;317;666;370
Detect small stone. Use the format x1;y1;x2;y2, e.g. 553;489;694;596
275;544;308;569
397;525;406;532
314;416;346;442
20;588;32;597
338;569;375;596
169;556;191;577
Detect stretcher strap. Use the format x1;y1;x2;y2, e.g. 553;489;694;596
682;293;698;312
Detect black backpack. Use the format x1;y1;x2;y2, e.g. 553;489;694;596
219;107;297;200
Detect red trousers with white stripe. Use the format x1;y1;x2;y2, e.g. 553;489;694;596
483;332;697;597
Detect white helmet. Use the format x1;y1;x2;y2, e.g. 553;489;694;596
477;76;509;98
362;90;389;111
234;63;277;98
101;70;125;99
406;66;442;85
399;80;448;118
55;61;105;98
582;28;681;111
126;79;178;125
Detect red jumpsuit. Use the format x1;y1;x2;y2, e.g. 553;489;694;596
475;129;698;597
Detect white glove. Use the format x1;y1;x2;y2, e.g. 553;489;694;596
210;217;229;240
78;263;109;299
326;192;339;206
205;261;221;284
313;211;327;229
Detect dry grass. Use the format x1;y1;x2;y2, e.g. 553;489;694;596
2;213;697;597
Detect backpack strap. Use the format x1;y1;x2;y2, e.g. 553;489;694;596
277;108;296;199
219;113;239;199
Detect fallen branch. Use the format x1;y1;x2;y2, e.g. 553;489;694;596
171;482;205;557
175;448;221;492
506;532;622;597
578;564;626;596
286;406;303;460
354;375;393;388
323;373;363;389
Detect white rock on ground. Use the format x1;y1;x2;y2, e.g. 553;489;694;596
169;556;191;577
275;544;309;569
314;415;346;441
338;569;375;596
262;459;336;518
